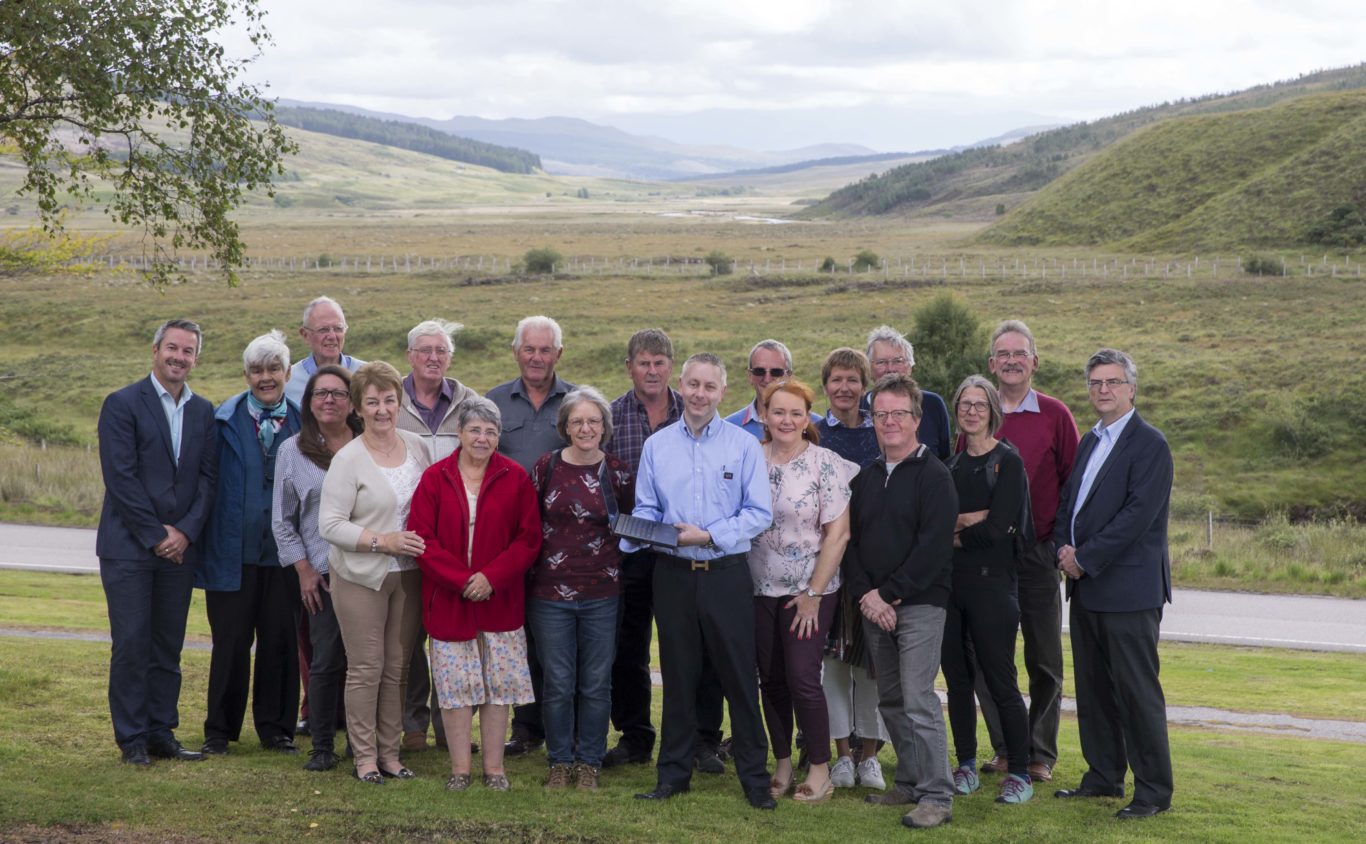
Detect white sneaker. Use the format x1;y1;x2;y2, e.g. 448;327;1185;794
857;756;886;790
830;756;856;788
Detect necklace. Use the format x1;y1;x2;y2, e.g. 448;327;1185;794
767;441;807;464
364;433;400;458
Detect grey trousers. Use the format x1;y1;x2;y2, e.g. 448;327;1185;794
864;604;953;807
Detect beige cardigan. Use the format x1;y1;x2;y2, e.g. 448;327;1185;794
319;429;433;591
398;377;479;462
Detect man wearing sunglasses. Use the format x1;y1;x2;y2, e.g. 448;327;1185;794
724;339;820;439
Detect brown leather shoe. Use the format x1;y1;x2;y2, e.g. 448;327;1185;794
402;731;428;753
545;763;572;789
981;754;1009;774
574;763;600;791
1028;762;1053;782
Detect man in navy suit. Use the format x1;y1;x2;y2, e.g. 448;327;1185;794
1053;348;1173;819
96;319;217;765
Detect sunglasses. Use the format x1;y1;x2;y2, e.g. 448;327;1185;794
750;367;789;378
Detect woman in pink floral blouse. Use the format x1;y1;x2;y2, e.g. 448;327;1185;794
750;379;857;804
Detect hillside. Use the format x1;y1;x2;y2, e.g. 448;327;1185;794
981;90;1366;250
802;63;1366;219
274;106;542;174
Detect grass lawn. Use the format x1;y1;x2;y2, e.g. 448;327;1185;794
0;634;1363;843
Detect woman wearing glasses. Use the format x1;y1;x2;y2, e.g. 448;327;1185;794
940;375;1034;804
407;397;541;792
525;387;635;791
272;365;362;771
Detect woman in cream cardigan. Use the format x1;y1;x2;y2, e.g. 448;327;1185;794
320;362;432;785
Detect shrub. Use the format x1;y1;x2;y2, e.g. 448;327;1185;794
1243;255;1285;276
704;251;732;276
818;256;837;273
1306;204;1366;248
995;203;1007;216
907;293;986;397
852;249;880;272
523;247;562;274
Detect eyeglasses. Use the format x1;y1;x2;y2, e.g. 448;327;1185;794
1087;378;1130;391
750;367;789;378
957;401;990;414
306;325;346;335
993;350;1032;361
872;357;908;369
464;426;500;439
567;418;603;430
871;409;916;424
311;388;350;402
410;346;451;358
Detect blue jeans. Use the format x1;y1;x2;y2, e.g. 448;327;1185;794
528;596;619;767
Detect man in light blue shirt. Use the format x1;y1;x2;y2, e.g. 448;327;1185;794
284;296;364;407
630;353;777;809
723;338;819;438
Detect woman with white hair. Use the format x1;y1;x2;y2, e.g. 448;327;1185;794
199;330;305;755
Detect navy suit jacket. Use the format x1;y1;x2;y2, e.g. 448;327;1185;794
96;376;218;564
1056;410;1172;613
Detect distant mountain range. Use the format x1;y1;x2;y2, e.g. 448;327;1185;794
280;99;903;180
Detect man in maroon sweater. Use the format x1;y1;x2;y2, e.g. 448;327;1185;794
975;320;1079;784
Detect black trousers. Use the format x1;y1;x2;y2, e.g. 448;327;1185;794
306;573;347;752
979;540;1064;765
204;563;301;744
652;555;768;793
941;574;1030;776
1070;601;1173;808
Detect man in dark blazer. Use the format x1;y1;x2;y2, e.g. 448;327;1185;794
1053;348;1173;819
96;318;217;765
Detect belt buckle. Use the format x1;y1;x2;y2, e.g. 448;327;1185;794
690;559;710;572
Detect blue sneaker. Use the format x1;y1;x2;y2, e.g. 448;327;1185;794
953;765;980;795
996;773;1034;804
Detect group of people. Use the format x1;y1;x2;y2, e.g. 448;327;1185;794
96;297;1175;830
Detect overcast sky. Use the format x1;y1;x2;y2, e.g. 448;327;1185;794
230;0;1366;152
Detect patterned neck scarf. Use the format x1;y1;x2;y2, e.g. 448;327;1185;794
246;393;288;451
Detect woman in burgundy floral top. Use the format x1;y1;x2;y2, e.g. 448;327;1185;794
528;387;635;790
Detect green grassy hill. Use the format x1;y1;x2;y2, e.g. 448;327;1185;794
981;90;1366;249
801;63;1366;220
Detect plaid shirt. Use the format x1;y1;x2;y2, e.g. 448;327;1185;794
605;387;682;473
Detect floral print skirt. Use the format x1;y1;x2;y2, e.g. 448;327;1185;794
430;628;536;709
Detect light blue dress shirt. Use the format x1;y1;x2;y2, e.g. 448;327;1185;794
1071;407;1136;572
625;412;773;560
149;373;193;464
284;353;364;407
723;399;822;440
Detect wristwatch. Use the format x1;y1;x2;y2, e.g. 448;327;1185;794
805;588;820;598
370;535;379;553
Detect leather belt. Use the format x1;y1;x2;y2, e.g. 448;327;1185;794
658;553;745;572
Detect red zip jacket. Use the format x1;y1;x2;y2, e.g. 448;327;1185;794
407;448;542;642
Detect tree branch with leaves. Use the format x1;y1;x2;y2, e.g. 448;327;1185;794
0;0;296;285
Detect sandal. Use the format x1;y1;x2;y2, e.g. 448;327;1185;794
380;766;416;779
484;773;511;791
445;773;472;791
793;778;834;805
769;774;794;799
355;769;385;785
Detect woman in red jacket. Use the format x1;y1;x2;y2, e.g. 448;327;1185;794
407;397;542;793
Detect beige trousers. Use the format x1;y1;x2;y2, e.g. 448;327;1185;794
332;568;422;772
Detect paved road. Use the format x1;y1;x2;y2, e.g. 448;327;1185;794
2;523;1363;653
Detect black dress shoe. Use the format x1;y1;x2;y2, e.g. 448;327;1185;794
1116;800;1169;819
602;743;652;768
200;739;229;756
148;739;205;761
694;746;725;774
120;746;151;766
635;783;690;800
304;749;339;772
295;718;310;736
745;789;778;810
1055;786;1125;799
504;735;543;757
262;735;299;754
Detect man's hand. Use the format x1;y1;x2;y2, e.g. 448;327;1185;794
955;510;988;531
463;572;493;602
1057;544;1084;579
295;560;328;615
859;590;899;632
156;525;189;564
674;523;712;548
